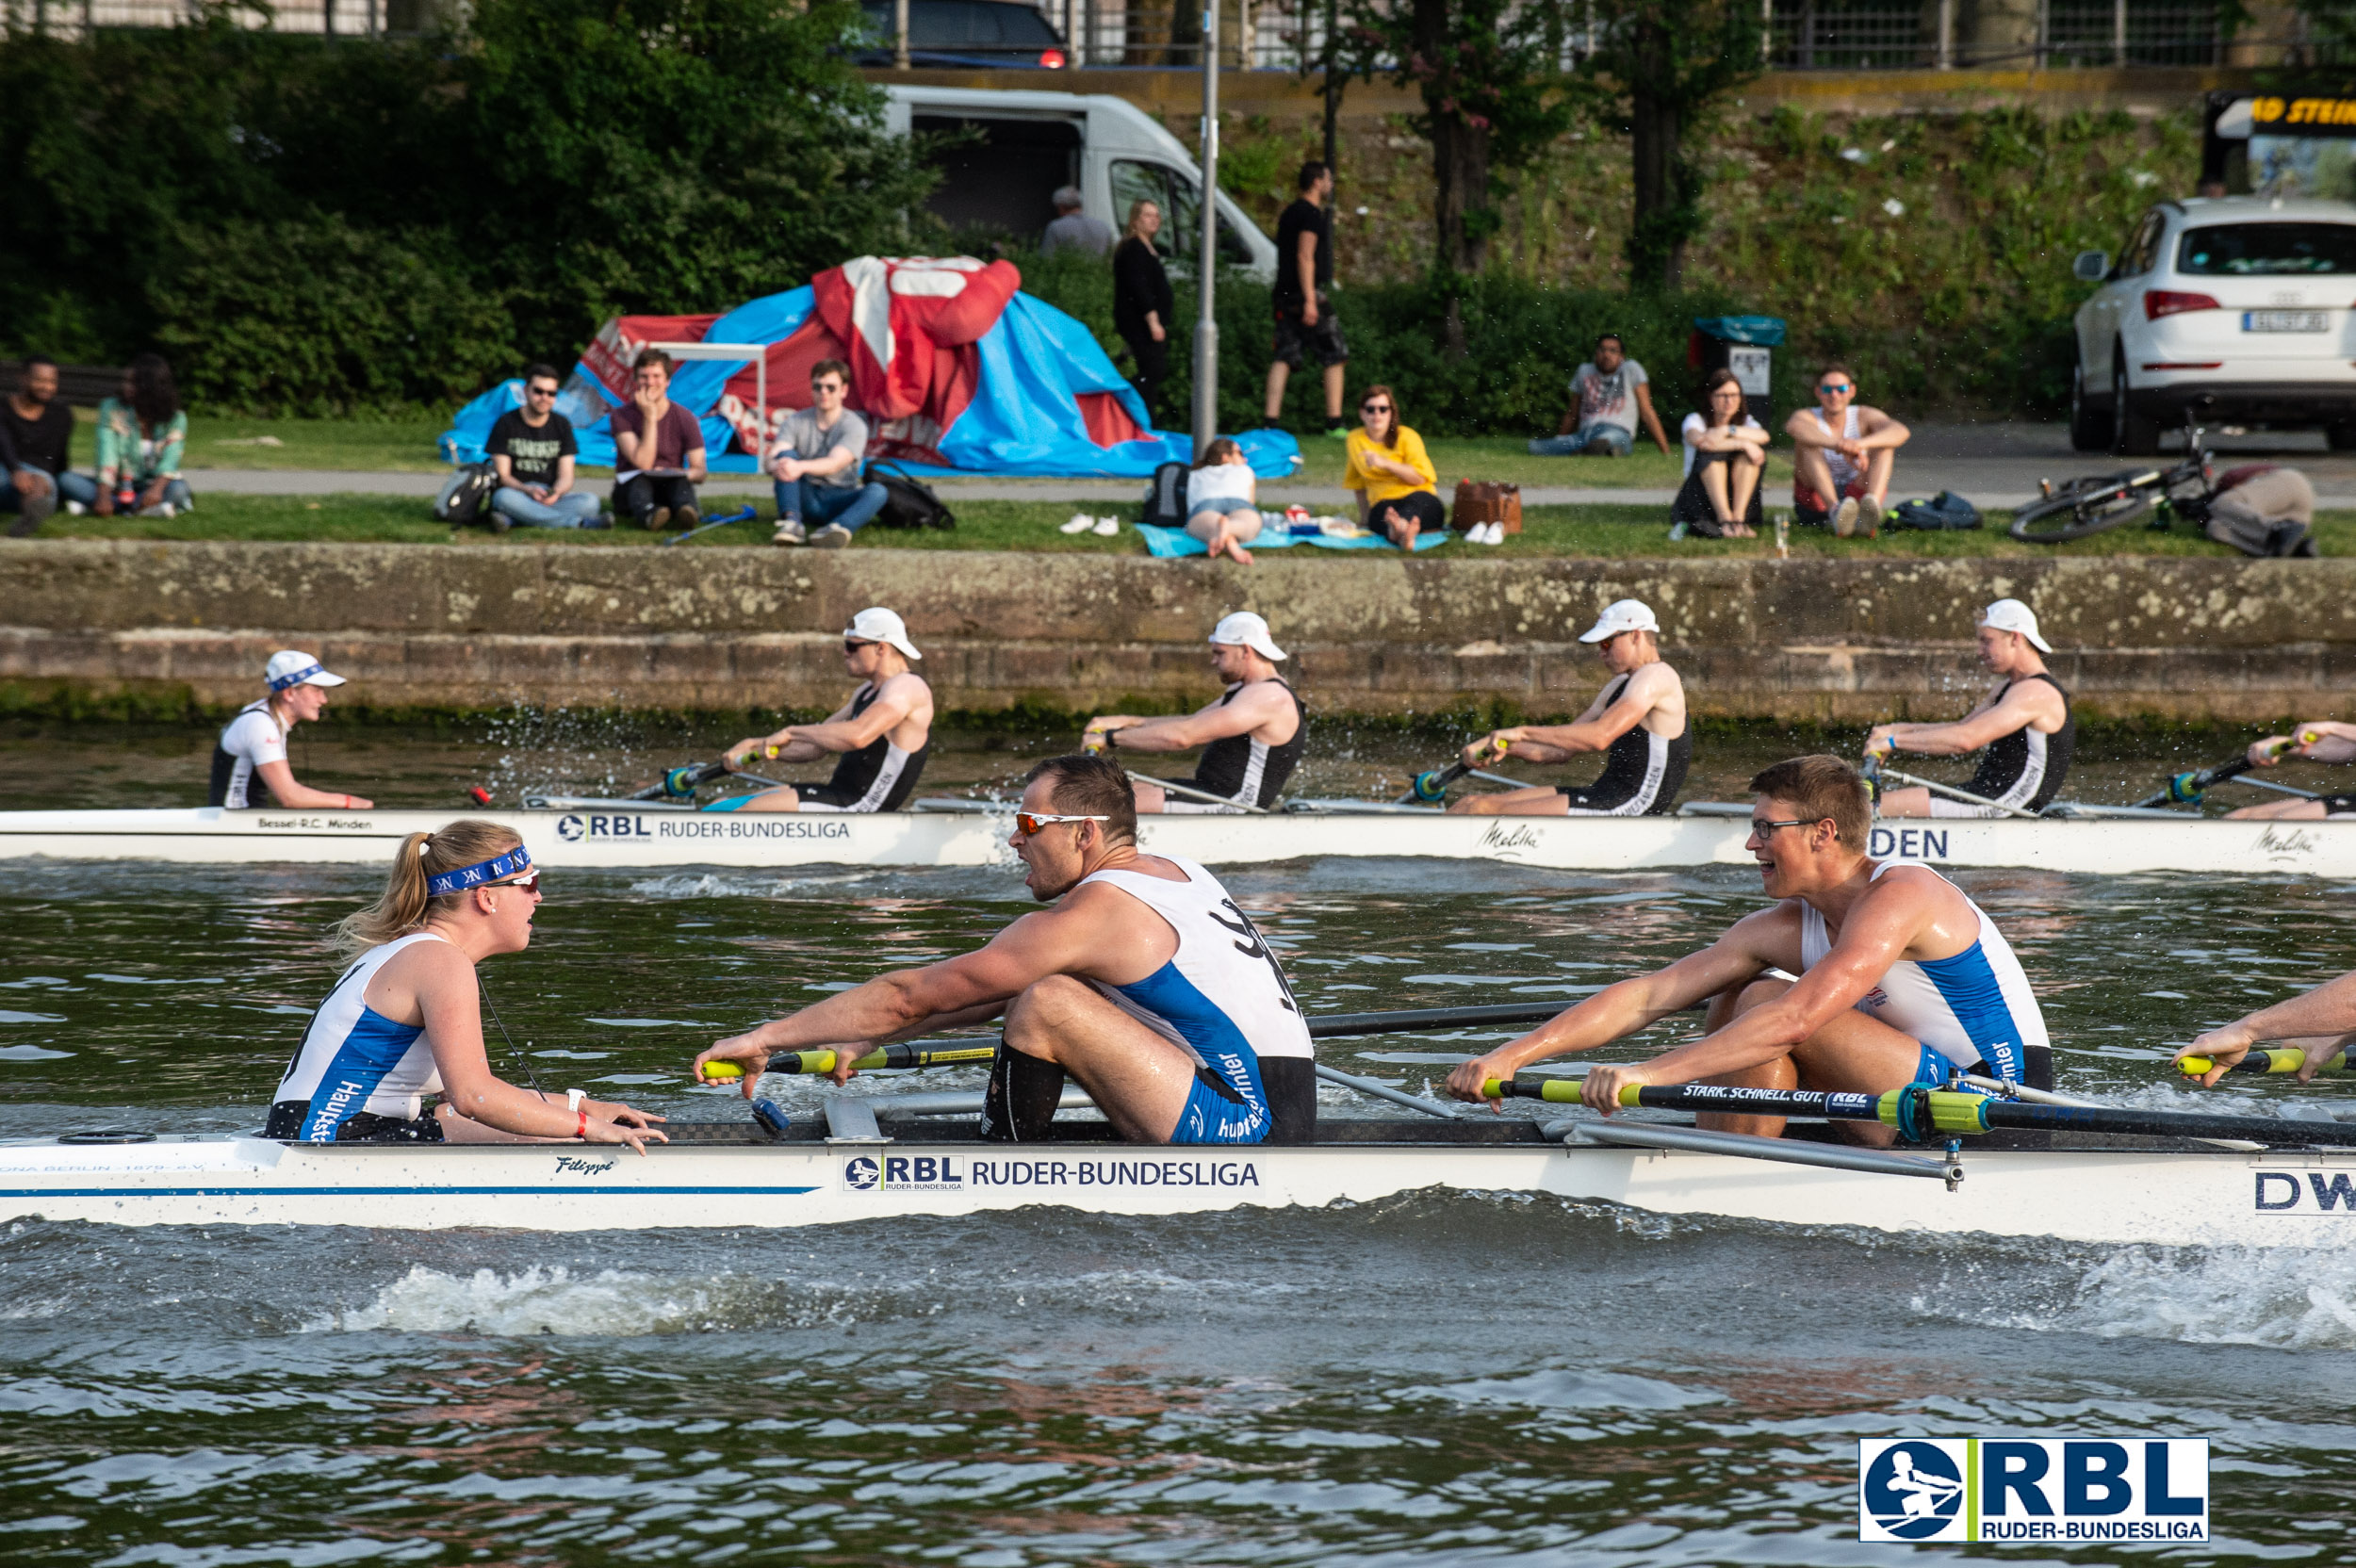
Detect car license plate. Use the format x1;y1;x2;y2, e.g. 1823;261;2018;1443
2242;310;2329;333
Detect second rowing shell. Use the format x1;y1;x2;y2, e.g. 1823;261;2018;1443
0;804;2349;876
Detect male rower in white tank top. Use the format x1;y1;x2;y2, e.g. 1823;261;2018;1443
697;753;1316;1145
1447;754;2048;1143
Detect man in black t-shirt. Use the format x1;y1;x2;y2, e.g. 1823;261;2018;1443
483;363;603;530
1262;162;1350;439
0;356;86;538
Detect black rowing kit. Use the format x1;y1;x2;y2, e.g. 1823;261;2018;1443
1152;679;1305;811
1557;674;1690;814
1962;674;2075;813
794;683;929;811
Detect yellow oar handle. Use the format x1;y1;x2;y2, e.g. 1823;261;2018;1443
1481;1077;1581;1102
2177;1048;2344;1077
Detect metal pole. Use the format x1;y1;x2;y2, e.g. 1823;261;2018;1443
2112;0;2125;66
1937;0;1952;67
894;0;909;68
1191;0;1219;461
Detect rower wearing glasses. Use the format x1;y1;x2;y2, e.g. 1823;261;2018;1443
714;607;934;812
267;820;665;1150
697;754;1316;1146
1446;755;2048;1142
1081;612;1305;813
210;650;374;811
1448;598;1690;817
1865;599;2074;819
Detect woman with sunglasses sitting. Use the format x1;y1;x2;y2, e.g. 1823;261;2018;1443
265;819;666;1151
1343;384;1445;548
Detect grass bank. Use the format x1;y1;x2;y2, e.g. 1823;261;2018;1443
30;492;2352;560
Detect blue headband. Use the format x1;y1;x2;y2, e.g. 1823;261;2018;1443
426;844;532;898
268;662;324;692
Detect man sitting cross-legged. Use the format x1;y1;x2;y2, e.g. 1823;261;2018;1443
1445;755;2048;1141
695;755;1317;1146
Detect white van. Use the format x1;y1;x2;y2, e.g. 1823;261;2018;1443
880;84;1279;284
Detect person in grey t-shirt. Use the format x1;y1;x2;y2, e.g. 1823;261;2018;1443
1529;333;1672;458
769;359;890;548
1040;187;1115;258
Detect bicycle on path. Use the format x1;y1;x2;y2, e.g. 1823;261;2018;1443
2008;416;2216;545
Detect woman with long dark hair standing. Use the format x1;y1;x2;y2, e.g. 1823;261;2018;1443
93;353;191;518
1112;200;1176;427
266;820;666;1150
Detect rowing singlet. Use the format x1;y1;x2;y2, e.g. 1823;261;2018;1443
210;699;287;809
270;932;450;1141
1163;679;1305;812
705;681;931;813
1559;673;1690;815
1078;855;1316;1144
1798;861;2047;1082
1960;674;2074;813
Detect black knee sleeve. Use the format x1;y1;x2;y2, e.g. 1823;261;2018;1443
978;1042;1065;1142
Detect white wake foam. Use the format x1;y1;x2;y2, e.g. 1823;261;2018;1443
306;1265;777;1336
1997;1246;2356;1349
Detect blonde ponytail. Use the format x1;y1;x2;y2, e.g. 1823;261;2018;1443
335;819;524;956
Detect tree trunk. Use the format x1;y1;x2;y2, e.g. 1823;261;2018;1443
1321;0;1341;170
1623;13;1682;289
1413;0;1491;275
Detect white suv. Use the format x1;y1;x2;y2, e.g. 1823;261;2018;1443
2070;197;2356;455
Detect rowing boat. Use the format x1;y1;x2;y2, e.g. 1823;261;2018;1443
8;1113;2351;1247
0;801;2350;875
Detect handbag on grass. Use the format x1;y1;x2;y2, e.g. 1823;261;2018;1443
1450;480;1522;534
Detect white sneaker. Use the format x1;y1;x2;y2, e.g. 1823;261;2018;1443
64;499;85;516
1483;522;1504;545
1060;513;1095;534
1092;516;1121;536
1833;497;1859;538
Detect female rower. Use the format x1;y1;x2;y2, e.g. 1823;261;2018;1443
265;819;666;1150
211;649;375;810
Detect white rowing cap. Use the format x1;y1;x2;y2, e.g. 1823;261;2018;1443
845;607;922;661
265;650;346;690
1209;611;1286;662
1979;597;2053;652
1579;598;1659;644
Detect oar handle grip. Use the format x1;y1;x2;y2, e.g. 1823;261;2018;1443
2177;1048;2344;1077
1480;1077;1580;1102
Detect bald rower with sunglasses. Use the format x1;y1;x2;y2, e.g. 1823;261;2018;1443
696;754;1317;1147
1445;755;2047;1143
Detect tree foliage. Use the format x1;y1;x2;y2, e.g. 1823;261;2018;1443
0;0;934;414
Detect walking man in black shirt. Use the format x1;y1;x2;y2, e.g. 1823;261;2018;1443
0;356;87;538
1262;163;1349;439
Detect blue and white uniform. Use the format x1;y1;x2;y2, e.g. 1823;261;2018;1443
1079;855;1316;1145
1799;859;2046;1085
269;933;450;1141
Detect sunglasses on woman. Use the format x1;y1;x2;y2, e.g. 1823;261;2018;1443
491;870;542;894
1361;402;1391;414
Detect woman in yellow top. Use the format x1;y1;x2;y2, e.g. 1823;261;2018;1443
1343;384;1444;547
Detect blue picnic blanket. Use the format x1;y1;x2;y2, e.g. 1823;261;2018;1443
1137;524;1452;558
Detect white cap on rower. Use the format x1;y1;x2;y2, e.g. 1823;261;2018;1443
844;606;921;661
265;650;346;691
1209;611;1286;662
1978;597;2053;652
1579;598;1660;644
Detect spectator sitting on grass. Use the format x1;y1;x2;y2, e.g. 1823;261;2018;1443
94;354;190;518
1346;384;1443;548
1528;333;1671;459
769;359;887;549
0;355;90;537
1186;438;1262;564
484;364;603;530
1786;362;1909;536
1040;186;1115;259
611;351;706;531
1671;370;1767;539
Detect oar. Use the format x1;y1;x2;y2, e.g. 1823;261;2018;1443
1306;1001;1566;1037
2131;734;2301;809
1399;734;1535;805
700;1042;999;1081
2178;1047;2348;1077
631;760;732;801
1874;766;2042;821
1481;1080;2356;1149
661;502;759;547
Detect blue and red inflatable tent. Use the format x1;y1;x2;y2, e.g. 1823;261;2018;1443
441;256;1299;481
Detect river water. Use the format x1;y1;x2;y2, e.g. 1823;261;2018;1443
4;723;2356;1564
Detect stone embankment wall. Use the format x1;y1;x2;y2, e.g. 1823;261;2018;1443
0;541;2346;722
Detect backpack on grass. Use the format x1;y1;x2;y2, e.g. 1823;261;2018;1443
1140;461;1189;529
1889;492;1981;531
866;462;956;531
434;462;496;527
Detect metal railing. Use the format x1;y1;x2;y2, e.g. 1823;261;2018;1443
1;0;409;38
1767;0;2243;71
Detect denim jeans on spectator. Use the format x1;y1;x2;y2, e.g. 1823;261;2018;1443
615;473;698;526
776;478;889;534
0;467;62;532
1528;422;1633;457
491;486;601;528
55;472;98;508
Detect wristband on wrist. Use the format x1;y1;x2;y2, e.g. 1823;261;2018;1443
576;1109;589;1139
566;1088;586;1114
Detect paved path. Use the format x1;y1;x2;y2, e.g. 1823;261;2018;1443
178;423;2356;509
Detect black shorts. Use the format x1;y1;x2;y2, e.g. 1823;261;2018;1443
264;1099;446;1142
1271;298;1349;369
1558;785;1642;811
2319;792;2356;816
